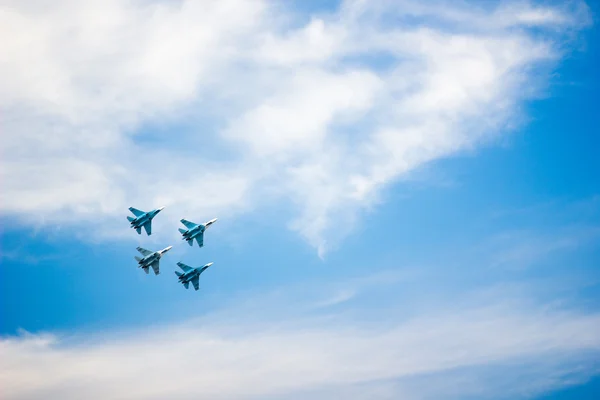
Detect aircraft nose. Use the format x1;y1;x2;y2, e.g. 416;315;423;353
161;246;172;253
206;262;214;267
158;206;166;211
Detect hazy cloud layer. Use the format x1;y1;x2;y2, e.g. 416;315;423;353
0;0;591;253
2;287;600;400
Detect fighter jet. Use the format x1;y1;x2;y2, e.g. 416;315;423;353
178;218;217;247
127;206;165;235
175;262;214;291
134;246;172;275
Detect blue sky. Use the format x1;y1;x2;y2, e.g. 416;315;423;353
1;1;599;399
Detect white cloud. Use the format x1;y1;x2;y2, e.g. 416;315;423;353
313;288;357;307
0;0;591;252
1;287;599;400
225;68;382;156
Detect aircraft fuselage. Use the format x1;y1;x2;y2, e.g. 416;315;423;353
139;252;159;266
178;270;198;283
131;209;162;228
184;225;204;240
178;262;213;282
181;218;217;238
138;246;172;267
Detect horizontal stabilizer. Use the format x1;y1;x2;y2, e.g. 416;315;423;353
175;271;183;277
183;281;190;289
187;239;193;247
135;227;141;234
127;216;135;222
134;256;142;262
178;228;187;235
143;221;152;236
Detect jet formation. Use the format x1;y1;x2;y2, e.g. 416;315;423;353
128;206;217;291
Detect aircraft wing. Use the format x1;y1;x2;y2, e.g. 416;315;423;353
195;233;204;248
143;221;152;235
136;247;152;256
181;219;198;229
129;207;145;217
177;262;193;272
151;260;160;275
191;275;200;291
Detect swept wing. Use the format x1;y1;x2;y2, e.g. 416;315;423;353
136;247;153;256
195;233;204;248
151;260;160;275
143;221;152;236
180;219;198;229
177;262;193;273
129;207;145;217
191;275;200;291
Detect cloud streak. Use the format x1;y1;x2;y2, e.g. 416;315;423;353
2;286;600;400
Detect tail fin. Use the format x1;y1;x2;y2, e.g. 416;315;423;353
178;228;187;234
127;216;135;222
175;271;183;277
134;256;142;262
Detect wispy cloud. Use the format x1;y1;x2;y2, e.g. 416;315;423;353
0;0;592;254
485;227;600;270
0;248;64;265
313;288;357;308
1;283;599;400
